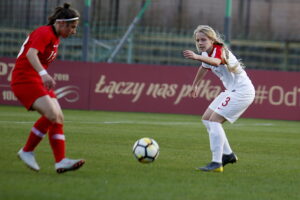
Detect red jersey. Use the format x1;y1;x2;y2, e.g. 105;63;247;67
11;25;60;85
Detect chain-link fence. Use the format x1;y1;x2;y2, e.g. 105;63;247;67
1;0;300;71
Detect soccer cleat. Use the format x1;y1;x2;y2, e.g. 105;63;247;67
197;162;223;172
17;149;40;171
222;153;238;167
55;158;85;174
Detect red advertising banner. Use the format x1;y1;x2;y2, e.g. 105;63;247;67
1;57;299;121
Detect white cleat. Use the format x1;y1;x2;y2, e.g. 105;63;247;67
17;149;40;171
55;158;85;174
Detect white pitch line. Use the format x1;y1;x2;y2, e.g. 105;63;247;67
0;121;34;124
234;123;275;127
0;120;275;127
0;120;197;125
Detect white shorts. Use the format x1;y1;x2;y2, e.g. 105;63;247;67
209;90;255;123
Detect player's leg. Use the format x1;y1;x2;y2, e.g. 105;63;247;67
210;91;255;167
217;91;255;166
48;98;85;173
33;95;60;122
203;108;231;163
201;107;213;132
198;92;234;172
209;112;232;154
18;95;58;171
208;112;227;162
208;112;237;167
47;98;65;163
198;112;226;172
198;97;225;172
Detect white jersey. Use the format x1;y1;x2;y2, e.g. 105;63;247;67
201;47;255;94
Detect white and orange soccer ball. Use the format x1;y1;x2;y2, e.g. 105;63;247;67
132;137;159;163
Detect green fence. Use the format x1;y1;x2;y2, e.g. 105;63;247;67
1;26;300;71
1;0;300;71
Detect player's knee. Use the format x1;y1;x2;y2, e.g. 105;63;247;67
57;112;64;124
208;114;226;123
44;109;60;123
201;116;210;121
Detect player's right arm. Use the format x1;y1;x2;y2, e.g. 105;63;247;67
190;66;207;98
183;50;222;66
26;48;56;90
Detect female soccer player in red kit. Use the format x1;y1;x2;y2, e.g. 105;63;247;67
11;3;85;173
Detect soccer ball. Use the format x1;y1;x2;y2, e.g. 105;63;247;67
132;137;159;163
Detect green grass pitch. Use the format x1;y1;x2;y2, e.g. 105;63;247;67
0;105;299;200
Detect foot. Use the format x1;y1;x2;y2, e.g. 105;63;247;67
197;162;223;172
55;158;85;174
222;153;238;167
17;149;40;171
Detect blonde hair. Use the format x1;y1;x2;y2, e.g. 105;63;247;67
193;25;244;73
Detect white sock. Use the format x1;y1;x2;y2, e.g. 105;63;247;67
223;137;233;155
202;120;211;133
208;121;227;163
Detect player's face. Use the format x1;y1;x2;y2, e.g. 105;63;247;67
195;32;214;53
59;21;79;38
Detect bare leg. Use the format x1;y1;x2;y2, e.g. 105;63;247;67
32;95;60;123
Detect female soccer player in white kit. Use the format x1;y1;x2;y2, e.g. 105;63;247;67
183;25;255;172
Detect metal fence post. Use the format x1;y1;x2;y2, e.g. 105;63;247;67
224;0;232;45
127;34;133;64
82;0;91;62
283;41;289;71
107;0;151;63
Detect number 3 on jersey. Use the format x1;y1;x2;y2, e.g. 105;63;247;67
221;96;231;107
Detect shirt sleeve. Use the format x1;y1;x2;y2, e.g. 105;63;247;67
213;45;222;59
201;52;211;69
29;28;51;54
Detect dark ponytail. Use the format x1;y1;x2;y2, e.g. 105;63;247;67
48;3;80;25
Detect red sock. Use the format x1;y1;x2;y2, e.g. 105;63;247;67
48;123;66;163
23;116;53;152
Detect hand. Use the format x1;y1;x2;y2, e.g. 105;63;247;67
183;50;198;60
190;86;198;98
41;74;56;90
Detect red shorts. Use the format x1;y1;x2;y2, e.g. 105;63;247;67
11;83;56;110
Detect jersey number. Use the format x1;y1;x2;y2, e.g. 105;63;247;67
17;36;29;58
221;97;231;107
